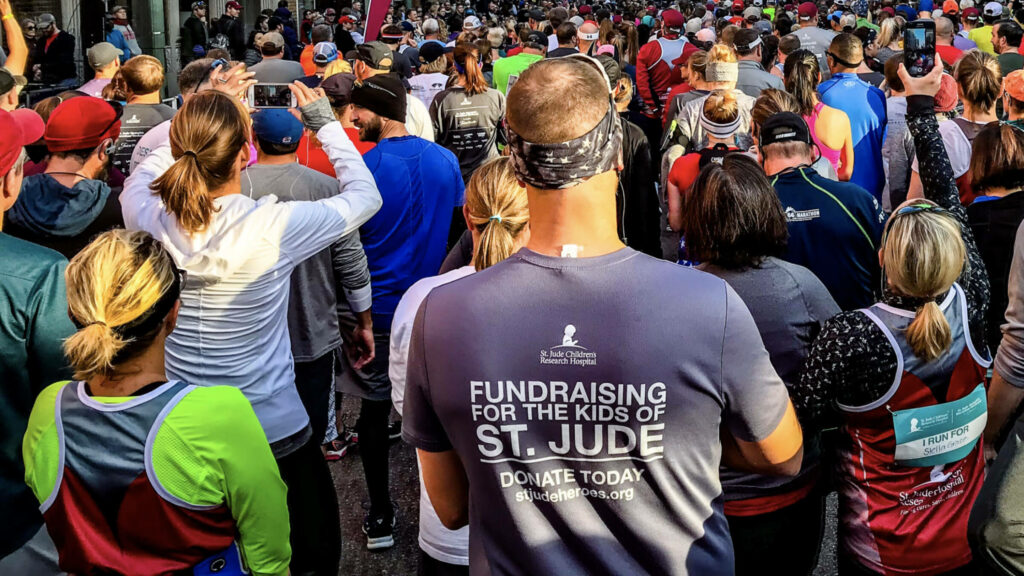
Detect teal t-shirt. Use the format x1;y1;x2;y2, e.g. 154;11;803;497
0;232;72;556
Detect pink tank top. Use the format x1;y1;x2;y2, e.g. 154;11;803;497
803;102;842;174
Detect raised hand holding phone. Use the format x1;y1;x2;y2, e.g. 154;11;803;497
904;20;937;77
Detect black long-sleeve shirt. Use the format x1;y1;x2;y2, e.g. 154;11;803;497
793;95;991;431
618;116;662;258
32;31;76;84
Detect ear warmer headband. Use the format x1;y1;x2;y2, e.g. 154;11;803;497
507;54;623;190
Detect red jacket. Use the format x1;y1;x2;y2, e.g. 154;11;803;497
636;36;698;118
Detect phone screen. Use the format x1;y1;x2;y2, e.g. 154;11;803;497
904;25;936;77
251;84;295;108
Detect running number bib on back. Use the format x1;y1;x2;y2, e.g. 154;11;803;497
891;384;987;468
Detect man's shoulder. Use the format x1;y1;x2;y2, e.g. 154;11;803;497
427;250;726;309
804;170;877;206
0;233;66;283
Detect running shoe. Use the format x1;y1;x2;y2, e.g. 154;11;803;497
388;420;402;441
362;511;396;550
323;438;352;461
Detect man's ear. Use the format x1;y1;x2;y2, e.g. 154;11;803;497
0;168;22;212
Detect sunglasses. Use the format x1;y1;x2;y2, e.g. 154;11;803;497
882;202;949;244
194;58;230;94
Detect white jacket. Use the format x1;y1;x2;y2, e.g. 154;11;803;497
122;121;382;445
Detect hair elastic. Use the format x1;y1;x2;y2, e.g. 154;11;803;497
182;150;198;158
489;215;503;223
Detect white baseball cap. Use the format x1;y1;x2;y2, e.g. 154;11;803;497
983;1;1002;16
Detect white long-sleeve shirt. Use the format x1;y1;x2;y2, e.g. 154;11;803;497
122;121;382;447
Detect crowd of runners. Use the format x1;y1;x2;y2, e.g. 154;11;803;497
6;0;1024;574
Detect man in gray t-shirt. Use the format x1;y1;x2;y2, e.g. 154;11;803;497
247;109;374;445
250;32;305;83
403;57;803;576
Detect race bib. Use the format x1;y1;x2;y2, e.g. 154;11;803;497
892;384;987;468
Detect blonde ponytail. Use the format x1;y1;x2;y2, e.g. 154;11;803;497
882;200;966;362
150;91;250;235
905;300;953;362
64;230;178;380
464;157;529;271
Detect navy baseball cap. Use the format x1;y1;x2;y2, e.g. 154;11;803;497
253;108;303;145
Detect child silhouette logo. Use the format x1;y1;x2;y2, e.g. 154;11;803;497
562;324;578;347
910;418;921;433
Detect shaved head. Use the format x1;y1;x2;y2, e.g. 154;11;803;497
507;58;608;143
936;16;954;38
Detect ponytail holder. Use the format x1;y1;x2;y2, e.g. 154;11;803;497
488;215;503;223
182;150;198;158
87;321;108;328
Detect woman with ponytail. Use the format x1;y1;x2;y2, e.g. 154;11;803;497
794;61;991;576
121;82;380;574
430;41;506;184
666;89;745;233
389;157;528;575
23;229;290;576
784;48;855;181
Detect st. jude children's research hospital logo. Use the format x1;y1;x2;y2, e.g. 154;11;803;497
540;325;598;367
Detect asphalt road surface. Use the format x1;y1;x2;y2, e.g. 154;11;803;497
330;397;841;575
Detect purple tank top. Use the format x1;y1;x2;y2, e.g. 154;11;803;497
804;102;843;173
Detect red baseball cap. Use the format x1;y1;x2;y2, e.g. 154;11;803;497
798;2;818;19
963;6;980;19
578;4;592;14
0;108;44;175
733;0;745;12
662;9;685;28
44;97;122;153
226;1;242;9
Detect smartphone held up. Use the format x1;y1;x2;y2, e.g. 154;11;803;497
248;83;298;109
904;20;936;78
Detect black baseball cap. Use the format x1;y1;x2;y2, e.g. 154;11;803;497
419;41;447;64
760;112;811;146
321;72;356;107
0;67;27;95
524;30;548;48
528;8;545;19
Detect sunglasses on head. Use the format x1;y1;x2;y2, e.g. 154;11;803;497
194;58;230;94
882;202;949;243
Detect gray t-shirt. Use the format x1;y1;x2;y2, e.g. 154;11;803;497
701;257;838;502
250;58;306;84
245;162;370;361
430;85;505;183
735;60;785;99
112;103;176;176
403;247;792;575
787;26;836;77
